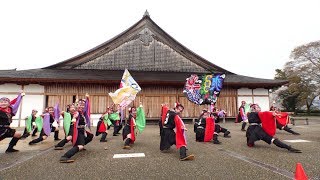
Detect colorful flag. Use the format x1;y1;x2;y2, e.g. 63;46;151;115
109;69;141;108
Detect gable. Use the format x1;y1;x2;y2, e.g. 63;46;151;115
74;28;210;73
46;13;232;74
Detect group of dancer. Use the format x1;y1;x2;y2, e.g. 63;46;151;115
236;101;301;153
0;92;146;163
1;92;302;164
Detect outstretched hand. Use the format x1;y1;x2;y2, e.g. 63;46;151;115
20;90;26;96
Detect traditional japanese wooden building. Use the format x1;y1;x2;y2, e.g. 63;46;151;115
0;11;286;126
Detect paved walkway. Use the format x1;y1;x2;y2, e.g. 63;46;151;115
1;119;320;179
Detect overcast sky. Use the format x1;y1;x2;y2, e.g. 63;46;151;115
1;0;320;79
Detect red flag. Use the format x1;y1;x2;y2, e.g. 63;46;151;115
204;117;215;142
258;111;276;136
275;112;289;126
174;115;187;149
130;118;136;143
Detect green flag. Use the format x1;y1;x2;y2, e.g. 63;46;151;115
135;106;146;133
244;104;251;114
63;112;72;135
26;116;32;133
103;114;113;126
109;112;120;122
35;116;43;132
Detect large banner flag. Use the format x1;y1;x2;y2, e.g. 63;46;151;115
109;69;141;108
183;74;225;105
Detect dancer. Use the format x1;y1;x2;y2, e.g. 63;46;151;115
29;105;61;145
96;107;112;142
21;109;41;138
122;104;146;149
246;104;301;153
270;107;300;135
0;92;24;153
236;101;248;131
195;109;219;144
60;96;93;163
54;103;79;150
160;103;194;161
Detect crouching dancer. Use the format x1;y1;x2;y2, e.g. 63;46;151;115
246;104;301;153
160;103;194;161
28;105;61;145
96;107;112;142
0;92;24;153
54;103;78;150
123;104;146;149
60;98;93;163
195;109;220;144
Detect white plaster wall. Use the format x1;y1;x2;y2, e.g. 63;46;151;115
0;83;22;92
253;96;270;111
238;88;252;95
24;84;45;93
237;96;253;108
0;83;45;127
21;94;45;119
253;88;269;95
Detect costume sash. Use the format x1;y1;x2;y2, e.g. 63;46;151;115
258;111;276;136
204;117;215;142
174;115;187;149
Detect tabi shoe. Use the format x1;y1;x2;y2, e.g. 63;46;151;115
180;154;195;161
60;156;75;163
54;146;64;150
288;147;302;153
29;142;36;145
5;148;19;153
223;131;231;138
123;145;131;150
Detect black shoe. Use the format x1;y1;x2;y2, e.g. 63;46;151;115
213;140;221;144
5;148;19;153
180;154;195;161
292;132;300;135
60;156;74;163
54;138;61;141
113;134;118;136
54;146;64;150
29;142;35;145
224;131;231;138
100;139;108;142
289;147;302;153
20;134;29;139
32;134;37;137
